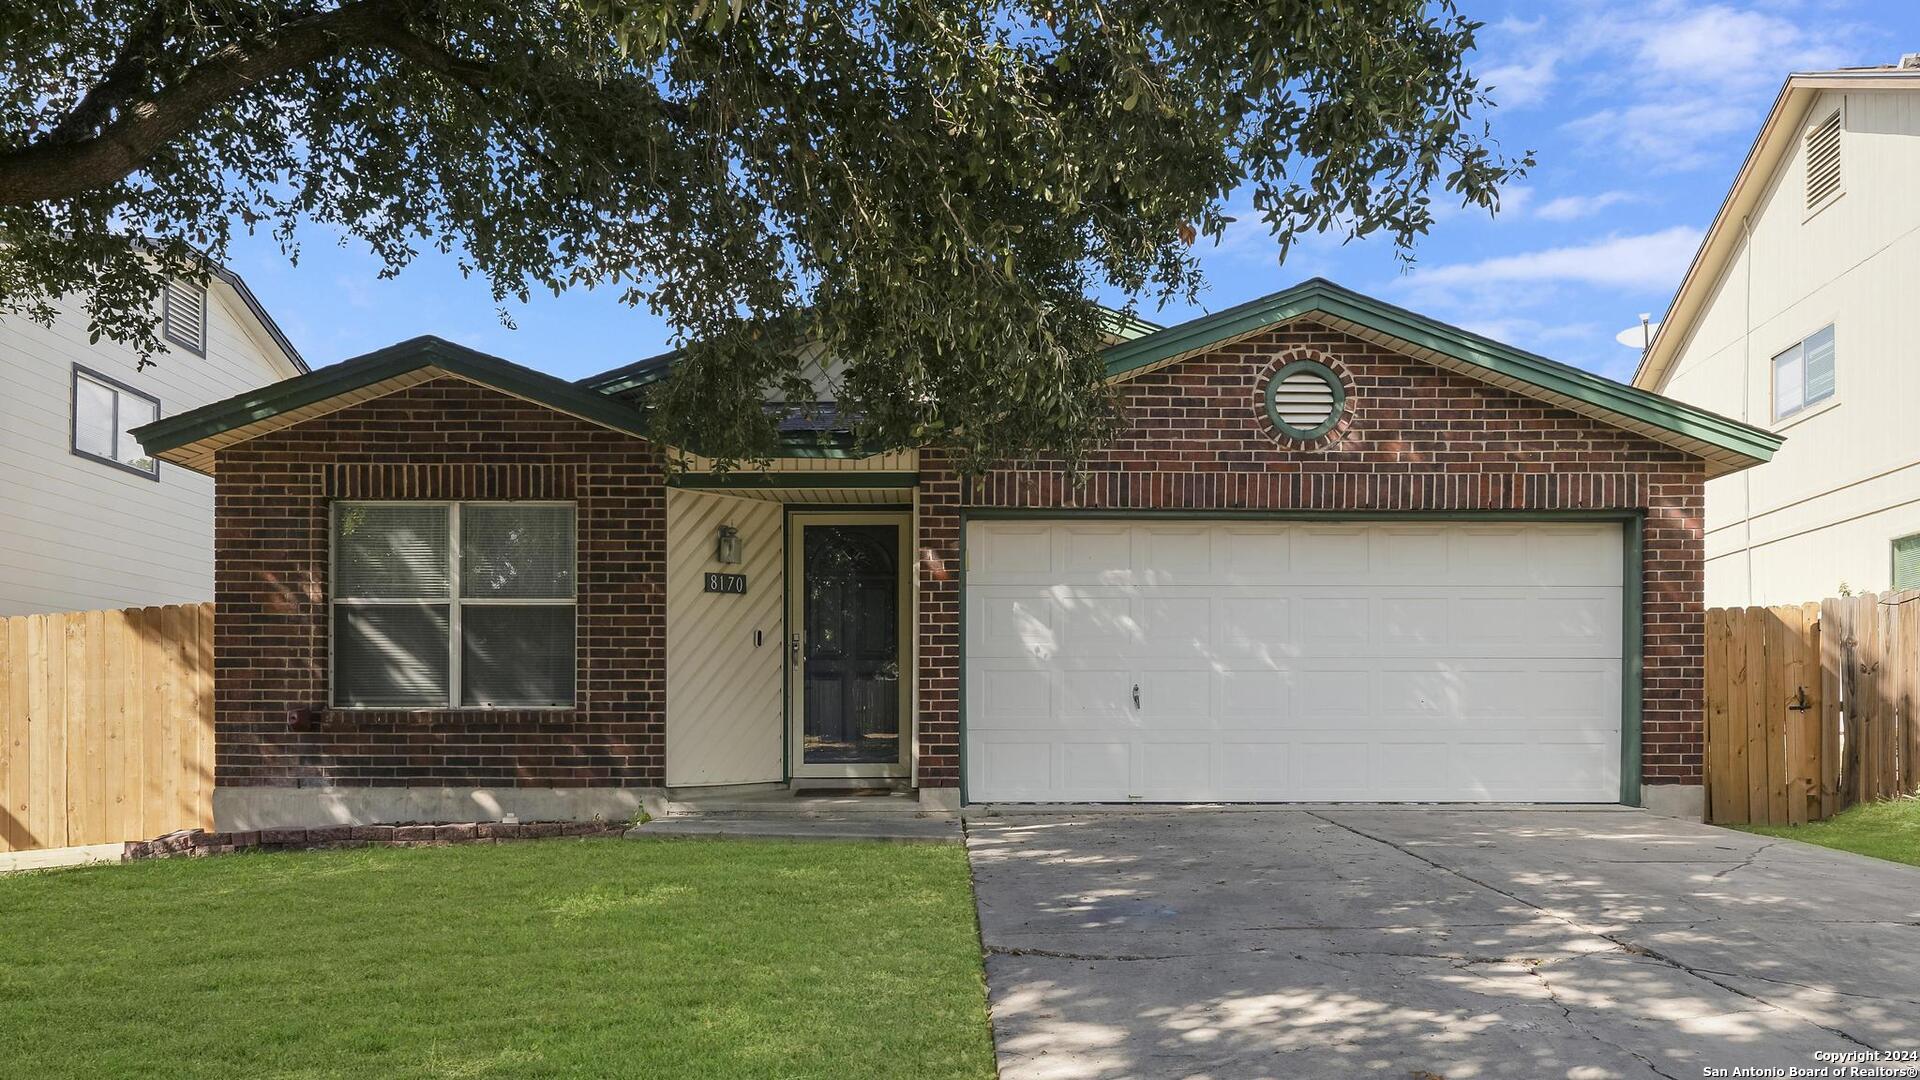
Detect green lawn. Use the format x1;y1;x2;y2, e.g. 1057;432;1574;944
1735;798;1920;868
0;838;997;1080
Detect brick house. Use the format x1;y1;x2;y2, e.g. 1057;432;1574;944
133;279;1780;828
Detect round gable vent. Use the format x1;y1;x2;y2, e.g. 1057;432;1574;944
1263;361;1345;440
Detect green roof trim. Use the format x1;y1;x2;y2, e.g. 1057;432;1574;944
1102;278;1782;465
133;335;655;457
671;471;919;490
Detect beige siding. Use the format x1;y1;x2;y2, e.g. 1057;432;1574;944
0;286;299;615
664;489;785;786
1660;88;1920;605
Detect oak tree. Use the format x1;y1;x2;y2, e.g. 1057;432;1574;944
0;0;1527;468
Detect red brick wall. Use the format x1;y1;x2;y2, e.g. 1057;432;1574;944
913;324;1707;792
214;378;666;788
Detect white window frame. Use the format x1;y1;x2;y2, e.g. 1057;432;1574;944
71;364;160;480
329;500;578;710
1771;324;1837;424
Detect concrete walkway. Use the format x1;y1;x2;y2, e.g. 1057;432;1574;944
968;809;1920;1079
627;787;961;843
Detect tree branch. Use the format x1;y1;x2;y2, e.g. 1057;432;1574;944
45;7;173;145
0;0;478;207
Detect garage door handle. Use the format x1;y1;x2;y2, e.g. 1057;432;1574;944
1132;683;1140;709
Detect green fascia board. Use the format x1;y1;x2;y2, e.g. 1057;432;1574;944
671;471;919;490
577;347;681;396
1102;278;1782;465
133;335;654;455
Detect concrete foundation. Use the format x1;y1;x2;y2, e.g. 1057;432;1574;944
919;787;962;812
1639;782;1706;821
212;786;661;832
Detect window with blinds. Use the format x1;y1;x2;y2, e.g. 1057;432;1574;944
1896;535;1920;591
332;502;575;708
1771;325;1836;422
1805;109;1842;212
162;278;207;355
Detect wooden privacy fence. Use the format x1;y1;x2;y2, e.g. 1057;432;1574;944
0;603;213;853
1705;591;1920;826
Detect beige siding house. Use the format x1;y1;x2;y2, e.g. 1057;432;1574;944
0;269;305;614
1635;61;1920;606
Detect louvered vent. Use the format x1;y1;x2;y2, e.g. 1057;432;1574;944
1805;109;1842;210
163;277;207;354
1272;369;1336;424
1264;362;1344;439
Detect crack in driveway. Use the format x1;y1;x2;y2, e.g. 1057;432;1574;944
1302;810;1883;1053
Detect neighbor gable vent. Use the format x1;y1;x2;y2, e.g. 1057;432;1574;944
1805;108;1843;211
162;277;208;355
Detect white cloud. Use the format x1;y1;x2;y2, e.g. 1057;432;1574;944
1403;225;1704;291
1481;52;1561;109
1563;99;1754;173
1634;5;1852;90
1535;190;1639;221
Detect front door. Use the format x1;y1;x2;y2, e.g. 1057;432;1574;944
789;513;910;777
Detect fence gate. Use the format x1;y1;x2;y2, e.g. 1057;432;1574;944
1703;604;1824;825
1706;592;1920;826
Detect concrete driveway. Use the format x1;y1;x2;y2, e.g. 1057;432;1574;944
966;808;1920;1079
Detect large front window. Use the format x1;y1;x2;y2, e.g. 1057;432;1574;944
331;501;576;709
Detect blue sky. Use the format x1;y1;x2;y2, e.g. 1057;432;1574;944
224;0;1920;385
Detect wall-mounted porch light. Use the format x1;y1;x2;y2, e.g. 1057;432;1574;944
716;524;743;564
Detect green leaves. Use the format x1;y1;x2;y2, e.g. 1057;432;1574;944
0;0;1527;474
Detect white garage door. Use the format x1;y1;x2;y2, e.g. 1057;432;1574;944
965;520;1623;803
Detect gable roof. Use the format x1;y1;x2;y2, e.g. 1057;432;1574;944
210;264;308;375
132;335;651;473
135;282;1777;477
1633;65;1920;392
1104;278;1780;477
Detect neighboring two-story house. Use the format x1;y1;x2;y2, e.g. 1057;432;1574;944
1634;59;1920;606
0;267;306;615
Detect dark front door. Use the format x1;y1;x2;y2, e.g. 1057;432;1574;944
801;522;902;766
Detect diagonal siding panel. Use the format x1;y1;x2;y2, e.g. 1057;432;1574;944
665;490;785;786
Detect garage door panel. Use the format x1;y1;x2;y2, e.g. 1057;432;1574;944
1377;527;1451;581
1059;740;1132;797
965;521;1625;804
1221;528;1292;582
1216;741;1292;798
1059;667;1134;723
1294;527;1372;578
1139;741;1213;797
975;667;1053;726
1062;525;1132;578
980;738;1054;798
1298;596;1372;650
974;594;1060;658
1139;527;1214;583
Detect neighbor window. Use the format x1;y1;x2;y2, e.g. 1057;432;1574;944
1772;325;1835;422
162;277;207;355
71;365;159;479
332;502;576;709
1896;534;1920;591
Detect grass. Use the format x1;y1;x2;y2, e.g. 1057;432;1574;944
1734;797;1920;868
0;838;997;1080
